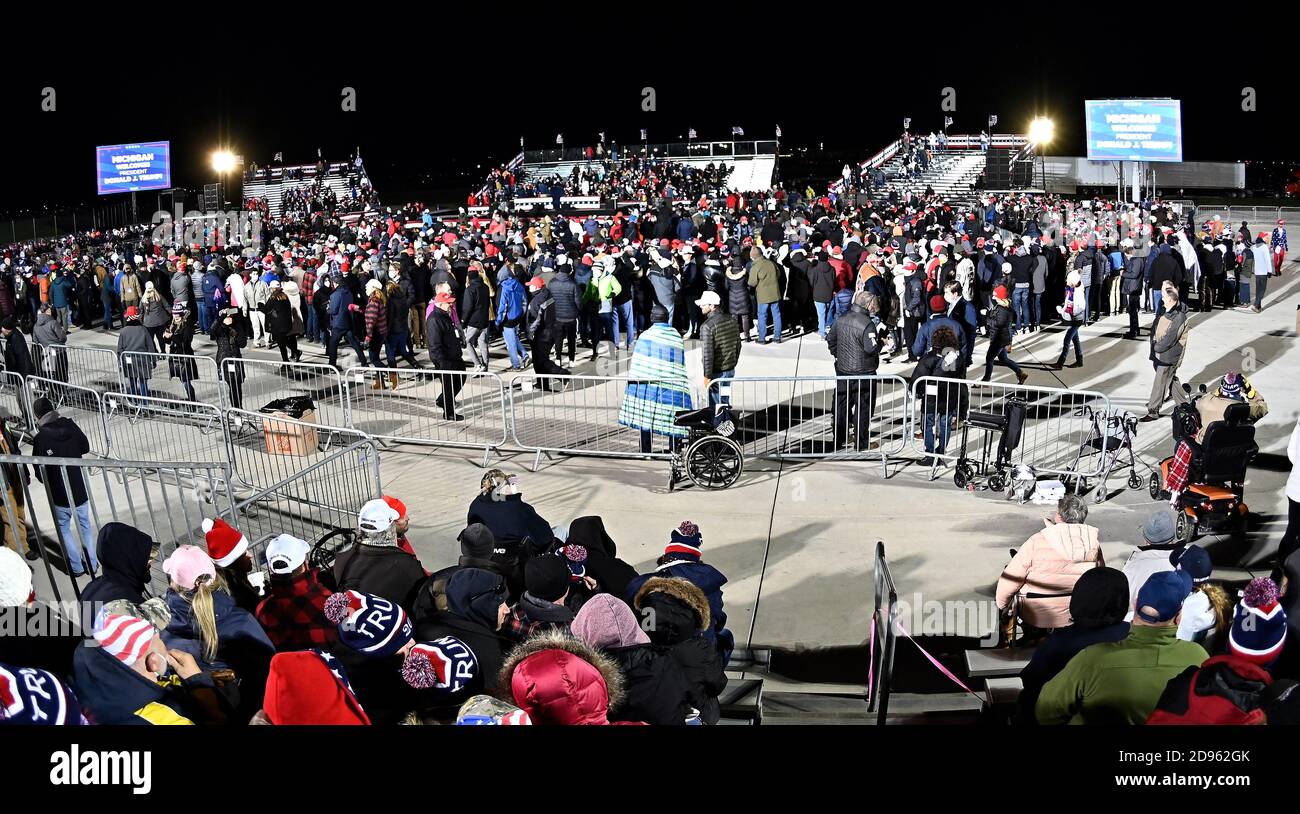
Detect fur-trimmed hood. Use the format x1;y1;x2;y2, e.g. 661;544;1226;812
497;629;626;723
633;577;711;631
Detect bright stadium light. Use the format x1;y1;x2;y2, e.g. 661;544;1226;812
211;150;237;174
1028;117;1055;146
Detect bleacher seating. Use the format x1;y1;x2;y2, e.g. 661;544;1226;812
242;162;368;219
879;149;987;202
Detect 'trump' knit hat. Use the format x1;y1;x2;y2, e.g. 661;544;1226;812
202;517;249;567
560;544;587;581
401;635;479;692
525;555;571;602
324;590;414;658
1228;578;1288;665
1219;371;1244;400
0;547;33;607
93;613;157;667
665;520;703;562
263;650;370;725
0;663;86;725
455;694;533;726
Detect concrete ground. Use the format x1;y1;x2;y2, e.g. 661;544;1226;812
38;249;1300;654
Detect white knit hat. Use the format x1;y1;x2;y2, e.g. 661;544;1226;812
0;547;33;607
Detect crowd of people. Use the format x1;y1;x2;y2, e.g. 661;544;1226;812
0;471;735;725
474;155;733;210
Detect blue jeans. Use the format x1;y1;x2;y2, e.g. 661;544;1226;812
708;369;735;408
54;503;97;574
756;302;782;343
982;346;1023;381
198;301;214;334
1012;288;1029;331
1061;324;1082;361
923;412;952;457
613;301;636;349
1033;293;1043;328
126;375;150;398
815;301;833;337
305;306;319;341
501;326;527;368
327;327;366;367
1080;286;1091;324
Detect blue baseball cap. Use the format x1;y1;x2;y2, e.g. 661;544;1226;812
1170;544;1213;583
1135;571;1194;623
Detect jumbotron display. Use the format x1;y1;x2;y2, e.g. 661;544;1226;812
1084;99;1183;162
95;140;172;195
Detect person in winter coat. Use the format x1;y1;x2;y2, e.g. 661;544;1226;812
1141;283;1189;421
633;576;727;724
209;309;247;409
1;318;34;379
980;286;1028;384
618;304;692;454
414;523;504;620
497;628;636;725
996;495;1104;636
494;267;529;370
525;276;567;386
1015;566;1131;724
909;326;968;472
160;546;275;722
47;271;73;330
332;499;427;613
1120;240;1146;339
625;520;733;662
547;263;583;364
73;612;234;725
467;470;554;600
826;291;886;451
571;594;693;725
647;252;681;327
31;398;97;576
383;278;421;374
162;302;199;401
326;280;366;368
32;305;68;383
77;522;157;607
415;567;511;699
697;291;740;407
748;247;783;343
139;282;170;352
723;258;753;340
199;267;223;334
362;279;390;390
259;282;301;364
554;515;639;601
808;249;838;338
117;307;156;397
426;291;467;419
460;264;493;371
254;534;337;652
1054;269;1087;368
911;294;964;361
1035;570;1207;725
501;554;576;642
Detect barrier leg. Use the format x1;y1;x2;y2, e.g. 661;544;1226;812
531;449;544;473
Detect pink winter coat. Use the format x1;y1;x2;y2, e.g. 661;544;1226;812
996;521;1104;629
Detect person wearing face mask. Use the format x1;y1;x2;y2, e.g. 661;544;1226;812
72;611;236;725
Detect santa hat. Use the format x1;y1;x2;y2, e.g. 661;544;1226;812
324;590;413;658
1228;578;1287;665
264;650;370;725
664;520;703;562
202;517;249;567
93;613;157;667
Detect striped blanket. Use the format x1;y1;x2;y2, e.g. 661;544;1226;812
618;323;692;438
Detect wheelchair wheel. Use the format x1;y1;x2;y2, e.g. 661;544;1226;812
954;463;974;489
1175;511;1195;544
684;435;744;490
988;472;1007;492
308;527;357;572
1148;472;1162;500
1128;471;1143;491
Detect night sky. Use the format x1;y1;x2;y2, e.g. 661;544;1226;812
0;55;1293;215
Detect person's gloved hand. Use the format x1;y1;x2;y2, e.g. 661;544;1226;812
348;303;360;312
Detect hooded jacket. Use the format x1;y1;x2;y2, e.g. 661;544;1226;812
724;266;751;315
467;492;553;596
1146;655;1273;725
79;522;156;606
415;567;510;692
563;516;638;600
996;520;1104;629
633;577;727;724
71;643;226;725
32;412;91;507
570;594;692;726
497;629;635;725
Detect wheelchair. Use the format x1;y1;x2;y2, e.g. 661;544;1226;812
1149;399;1258;544
668;404;745;491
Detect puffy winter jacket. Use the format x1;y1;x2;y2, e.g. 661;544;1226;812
547;271;582;322
699;308;741;379
826;305;882;375
996;520;1104;629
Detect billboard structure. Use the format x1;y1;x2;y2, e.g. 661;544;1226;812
96;141;172;195
1084;99;1183;163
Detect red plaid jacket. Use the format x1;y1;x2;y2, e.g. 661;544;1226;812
1166;441;1194;494
255;569;338;651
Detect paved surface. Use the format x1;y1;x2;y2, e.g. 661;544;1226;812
36;251;1300;650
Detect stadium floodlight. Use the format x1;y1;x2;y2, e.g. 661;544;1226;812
211;150;237;174
1028;117;1055;146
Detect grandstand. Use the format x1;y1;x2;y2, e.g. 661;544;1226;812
241;160;371;218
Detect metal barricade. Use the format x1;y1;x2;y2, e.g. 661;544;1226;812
102;391;226;463
231;441;383;565
866;541;897;725
908;377;1110;478
120;351;228;407
24;376;110;457
223;358;348;428
224;406;370;492
342;366;507;466
0;452;237;607
0;370;30;436
45;344;120;392
508;374;683;469
707;375;910;477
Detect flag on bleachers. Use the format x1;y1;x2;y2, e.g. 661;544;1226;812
688;128;697;139
640;129;647;141
273;152;283;162
731;126;744;136
774;124;781;138
556;133;564;145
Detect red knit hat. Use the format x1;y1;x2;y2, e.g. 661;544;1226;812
929;294;947;313
263;651;371;725
993;285;1009;301
202;517;249;567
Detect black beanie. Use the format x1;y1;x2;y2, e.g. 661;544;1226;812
457;523;496;561
525;555;570;602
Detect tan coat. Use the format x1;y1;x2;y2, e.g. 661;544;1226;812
996;521;1104;629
